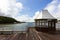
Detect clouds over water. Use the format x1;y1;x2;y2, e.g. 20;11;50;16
0;0;23;17
45;0;60;20
0;0;60;22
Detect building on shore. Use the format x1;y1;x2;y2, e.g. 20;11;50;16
35;10;57;31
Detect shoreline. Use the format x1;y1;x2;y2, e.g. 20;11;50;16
0;22;26;24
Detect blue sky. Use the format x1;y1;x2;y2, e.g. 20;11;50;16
17;0;52;17
0;0;60;22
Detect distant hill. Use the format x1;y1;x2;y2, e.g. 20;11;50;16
0;16;20;24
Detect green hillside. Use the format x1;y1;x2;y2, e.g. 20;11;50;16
0;16;20;24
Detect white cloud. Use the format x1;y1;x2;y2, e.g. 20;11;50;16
16;2;23;9
28;11;42;22
0;0;34;22
45;0;60;20
1;0;60;22
15;15;33;22
32;0;60;22
33;11;40;19
20;0;60;22
0;0;32;22
0;0;23;18
17;13;42;22
26;0;60;22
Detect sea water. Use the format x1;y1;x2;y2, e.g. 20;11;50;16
0;22;60;31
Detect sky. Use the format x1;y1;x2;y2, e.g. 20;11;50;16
0;0;60;22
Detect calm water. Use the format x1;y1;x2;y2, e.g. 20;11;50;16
0;22;60;31
0;22;35;31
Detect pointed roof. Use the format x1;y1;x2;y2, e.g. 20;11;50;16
36;10;55;19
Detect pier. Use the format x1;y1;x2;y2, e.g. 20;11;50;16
0;27;60;40
27;27;60;40
0;10;59;40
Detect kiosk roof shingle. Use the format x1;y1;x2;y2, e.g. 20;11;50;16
36;10;55;19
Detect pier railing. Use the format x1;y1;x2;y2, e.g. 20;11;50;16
27;27;41;40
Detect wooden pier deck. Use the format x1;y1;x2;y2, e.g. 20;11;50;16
38;29;60;40
27;27;60;40
0;33;26;40
38;31;60;40
0;28;60;40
